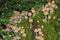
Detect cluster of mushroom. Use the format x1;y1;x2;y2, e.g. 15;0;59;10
10;7;36;24
42;0;57;15
34;28;44;40
21;7;36;19
42;0;57;23
10;10;21;23
2;24;26;40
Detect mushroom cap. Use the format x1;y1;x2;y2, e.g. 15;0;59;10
25;16;28;19
9;35;11;37
55;6;58;9
59;32;60;35
39;31;43;35
36;36;40;39
37;20;40;23
41;34;44;36
5;28;10;31
38;28;41;31
48;2;51;5
48;15;51;19
43;18;47;22
34;29;38;32
21;26;24;29
20;31;24;34
41;25;44;28
13;36;20;40
53;16;56;19
28;12;32;16
29;18;33;23
40;37;44;40
14;29;19;33
44;10;48;15
22;33;26;37
52;1;55;4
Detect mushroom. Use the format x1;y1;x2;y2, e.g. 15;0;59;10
41;25;44;28
13;36;20;40
20;30;24;34
34;29;38;36
22;33;26;40
52;1;55;4
31;7;36;13
38;28;41;31
43;18;47;23
44;10;48;16
59;32;60;35
28;12;32;17
22;33;26;37
29;18;33;23
53;16;56;19
25;16;28;19
39;31;43;35
37;20;40;23
48;15;51;19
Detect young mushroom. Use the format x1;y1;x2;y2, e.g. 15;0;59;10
34;29;38;36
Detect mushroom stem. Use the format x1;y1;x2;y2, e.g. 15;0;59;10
30;23;32;29
36;32;37;36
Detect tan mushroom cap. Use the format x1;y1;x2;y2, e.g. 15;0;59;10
20;30;25;34
46;7;50;11
41;34;44;36
34;29;38;32
2;29;5;31
48;15;51;19
13;10;17;14
43;18;47;22
31;7;36;13
44;10;48;15
38;28;41;31
18;27;22;30
22;33;26;37
45;4;48;7
36;36;43;40
12;26;17;30
39;31;42;35
5;28;10;31
28;12;32;16
42;8;45;12
48;2;51;5
52;1;55;4
36;36;40;40
21;29;25;32
13;36;20;40
14;29;19;33
29;18;33;23
21;26;24;29
40;37;44;40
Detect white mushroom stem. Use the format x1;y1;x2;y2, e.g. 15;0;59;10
36;32;38;36
30;23;32;29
